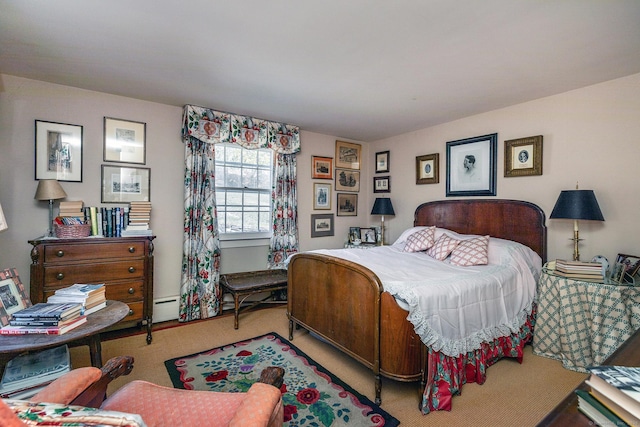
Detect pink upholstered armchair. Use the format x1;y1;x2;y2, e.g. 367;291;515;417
1;356;285;427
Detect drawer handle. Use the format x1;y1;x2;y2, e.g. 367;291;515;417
128;266;136;273
56;273;64;280
128;247;136;253
128;288;135;294
56;250;64;257
128;309;134;316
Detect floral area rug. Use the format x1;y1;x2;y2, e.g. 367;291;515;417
164;332;400;426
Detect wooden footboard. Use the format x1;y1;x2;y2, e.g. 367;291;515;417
287;253;424;404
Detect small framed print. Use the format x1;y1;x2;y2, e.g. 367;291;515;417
375;151;389;173
416;153;439;185
313;183;332;210
104;117;147;164
504;135;543;177
335;140;361;170
311;214;334;238
373;176;390;193
337;193;357;216
360;227;377;244
311;156;333;179
349;227;361;243
101;165;150;203
335;168;360;192
0;268;31;326
35;120;83;182
614;253;640;284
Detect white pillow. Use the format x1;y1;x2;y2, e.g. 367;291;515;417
450;235;490;266
402;226;436;252
392;226;430;246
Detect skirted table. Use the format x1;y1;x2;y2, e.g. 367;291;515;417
533;267;640;372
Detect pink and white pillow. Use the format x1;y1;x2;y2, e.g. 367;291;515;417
403;226;436;252
426;234;461;261
450;235;490;266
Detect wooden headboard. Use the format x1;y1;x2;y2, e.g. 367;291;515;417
414;199;547;262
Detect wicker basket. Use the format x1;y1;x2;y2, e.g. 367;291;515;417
55;224;91;238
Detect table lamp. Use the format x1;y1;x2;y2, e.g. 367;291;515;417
371;197;395;245
0;202;7;232
550;186;604;261
34;179;67;237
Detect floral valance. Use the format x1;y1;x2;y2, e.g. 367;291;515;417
182;104;300;154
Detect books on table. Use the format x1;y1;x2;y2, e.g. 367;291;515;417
0;301;86;335
10;302;83;321
555;259;605;282
47;283;106;316
0;315;87;335
576;389;629;426
0;344;71;399
581;365;640;425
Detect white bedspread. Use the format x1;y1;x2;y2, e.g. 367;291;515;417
308;231;541;357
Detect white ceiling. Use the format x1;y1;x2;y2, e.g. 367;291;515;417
2;1;640;142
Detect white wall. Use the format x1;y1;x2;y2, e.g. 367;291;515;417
370;73;640;263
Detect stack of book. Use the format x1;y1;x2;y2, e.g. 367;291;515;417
554;259;605;282
0;302;86;335
47;283;106;315
576;365;640;426
0;345;71;399
123;201;152;236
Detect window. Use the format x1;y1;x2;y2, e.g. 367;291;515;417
215;143;273;239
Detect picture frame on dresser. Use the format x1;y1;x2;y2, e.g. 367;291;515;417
614;253;640;284
0;268;31;326
101;165;151;203
103;117;147;165
35;120;83;182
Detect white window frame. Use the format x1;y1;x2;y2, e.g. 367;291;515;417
215;143;273;245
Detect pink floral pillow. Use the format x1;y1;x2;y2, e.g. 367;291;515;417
426;234;460;261
403;226;436;252
450;235;490;266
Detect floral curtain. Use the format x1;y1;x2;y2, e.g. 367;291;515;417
181;105;300;320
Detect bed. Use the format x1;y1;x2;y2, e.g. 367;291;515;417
286;199;546;413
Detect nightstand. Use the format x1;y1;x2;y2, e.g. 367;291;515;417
533;266;640;372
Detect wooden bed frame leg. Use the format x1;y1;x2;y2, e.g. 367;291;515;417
375;374;381;405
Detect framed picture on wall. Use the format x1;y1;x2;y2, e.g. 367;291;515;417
35;120;83;182
416;153;439;185
335;140;361;170
337;193;357;216
504;135;543;177
373;176;390;193
311;214;334;238
311;156;333;179
103;117;147;164
313;183;332;210
446;133;497;197
335;168;360;192
375;151;389;173
101;165;151;203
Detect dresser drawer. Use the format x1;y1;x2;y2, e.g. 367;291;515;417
43;280;145;303
43;241;145;263
120;301;144;323
43;259;145;285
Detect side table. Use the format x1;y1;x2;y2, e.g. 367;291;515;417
533;268;640;372
0;300;129;369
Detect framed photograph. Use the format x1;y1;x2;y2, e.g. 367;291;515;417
35;120;83;182
311;214;334;238
416;153;439;185
313;183;332;210
348;227;361;243
0;268;31;326
375;151;389;173
373;176;390;193
614;254;640;284
311;156;333;179
360;227;377;244
101;165;151;203
337;193;358;216
335;168;360;192
446;133;497;197
104;117;147;164
335;140;361;170
504;135;543;177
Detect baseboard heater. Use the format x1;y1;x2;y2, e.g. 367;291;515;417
153;296;179;323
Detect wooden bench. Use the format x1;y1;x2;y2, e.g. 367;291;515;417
220;269;288;329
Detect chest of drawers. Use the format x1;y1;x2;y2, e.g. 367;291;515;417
28;236;155;343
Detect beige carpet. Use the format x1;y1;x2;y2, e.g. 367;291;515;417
69;306;586;426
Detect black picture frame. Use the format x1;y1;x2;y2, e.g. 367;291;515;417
310;214;334;238
446;133;497;197
375;151;389;173
373;176;390;193
337;193;357;216
101;165;151;203
35;120;83;182
103;117;147;165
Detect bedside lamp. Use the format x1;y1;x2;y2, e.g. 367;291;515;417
550;186;604;261
0;202;7;232
371;197;395;246
35;179;67;237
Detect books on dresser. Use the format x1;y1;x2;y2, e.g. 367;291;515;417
581;365;640;425
47;283;107;315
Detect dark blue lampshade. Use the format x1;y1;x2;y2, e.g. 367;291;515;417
371;198;395;216
550;190;604;221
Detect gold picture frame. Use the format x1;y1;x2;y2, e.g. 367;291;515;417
311;156;333;179
416;153;439;185
335;140;361;170
504;135;543;177
313;183;332;210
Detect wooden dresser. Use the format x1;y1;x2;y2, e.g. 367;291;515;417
28;236;155;344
